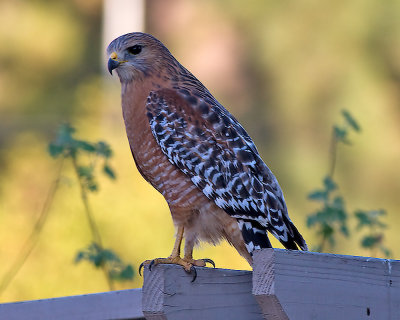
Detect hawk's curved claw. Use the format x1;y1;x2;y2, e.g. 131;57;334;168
138;259;157;275
202;258;215;268
139;262;145;276
189;265;197;282
138;256;212;282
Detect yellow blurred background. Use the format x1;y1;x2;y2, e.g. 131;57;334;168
0;0;399;302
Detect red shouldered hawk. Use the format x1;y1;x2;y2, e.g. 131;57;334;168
107;33;307;276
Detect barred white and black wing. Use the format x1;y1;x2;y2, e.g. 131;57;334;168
146;88;307;254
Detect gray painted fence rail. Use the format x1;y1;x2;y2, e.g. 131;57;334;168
1;249;399;319
143;249;400;319
0;288;145;320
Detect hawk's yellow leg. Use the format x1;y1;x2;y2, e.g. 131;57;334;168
182;236;215;268
139;226;214;280
139;226;190;272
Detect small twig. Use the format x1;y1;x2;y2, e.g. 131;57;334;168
71;156;114;291
0;159;64;297
329;130;338;179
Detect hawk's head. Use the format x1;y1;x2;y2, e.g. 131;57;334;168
107;32;174;83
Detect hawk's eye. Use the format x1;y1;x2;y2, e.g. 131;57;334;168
127;45;142;55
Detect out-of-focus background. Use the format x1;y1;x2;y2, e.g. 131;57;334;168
0;0;399;303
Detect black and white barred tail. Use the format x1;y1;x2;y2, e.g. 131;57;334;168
238;217;308;255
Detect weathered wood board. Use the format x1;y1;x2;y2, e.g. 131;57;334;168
142;264;263;320
253;249;400;320
0;288;144;320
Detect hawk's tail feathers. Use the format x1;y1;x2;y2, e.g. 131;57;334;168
237;217;308;255
237;219;272;254
280;216;308;251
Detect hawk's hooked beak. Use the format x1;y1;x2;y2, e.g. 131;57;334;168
108;52;121;75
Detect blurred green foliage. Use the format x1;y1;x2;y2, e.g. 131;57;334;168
49;124;133;288
334;110;361;145
355;209;391;257
48;123;116;190
307;175;349;251
307;111;390;257
0;124;134;297
76;243;134;282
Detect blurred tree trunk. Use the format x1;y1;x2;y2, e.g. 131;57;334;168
102;0;145;71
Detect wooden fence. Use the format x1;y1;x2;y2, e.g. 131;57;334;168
0;288;144;320
1;249;399;319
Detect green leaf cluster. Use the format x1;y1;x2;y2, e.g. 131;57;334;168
306;111;390;257
307;176;349;251
48;124;134;287
355;210;391;257
333;110;361;145
48;124;116;192
76;243;134;281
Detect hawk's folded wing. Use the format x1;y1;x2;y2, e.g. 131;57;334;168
145;88;307;250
